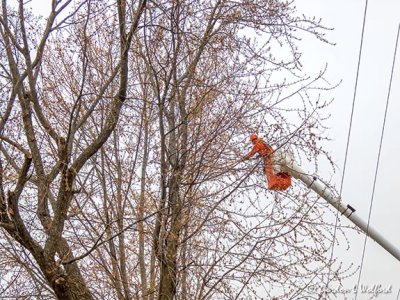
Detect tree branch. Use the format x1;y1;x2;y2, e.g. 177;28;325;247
62;206;169;266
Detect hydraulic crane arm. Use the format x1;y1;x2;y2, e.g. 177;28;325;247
278;154;400;262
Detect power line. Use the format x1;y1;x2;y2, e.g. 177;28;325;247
354;22;400;300
325;0;369;289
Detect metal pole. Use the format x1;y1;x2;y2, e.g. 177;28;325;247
280;155;400;262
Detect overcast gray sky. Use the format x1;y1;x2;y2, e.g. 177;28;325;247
295;0;400;299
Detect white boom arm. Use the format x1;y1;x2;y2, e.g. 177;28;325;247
277;153;400;262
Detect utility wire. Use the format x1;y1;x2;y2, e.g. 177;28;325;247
325;0;369;290
354;22;400;300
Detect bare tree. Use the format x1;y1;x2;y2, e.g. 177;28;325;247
0;1;353;300
129;1;350;299
0;0;146;299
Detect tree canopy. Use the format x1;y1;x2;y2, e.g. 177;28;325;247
0;1;352;299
